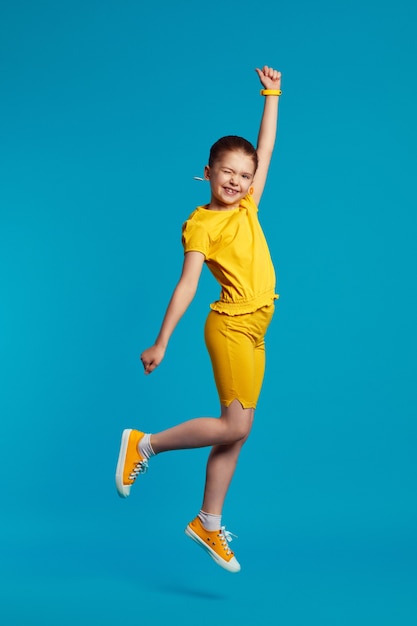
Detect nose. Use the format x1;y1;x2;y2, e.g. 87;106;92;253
229;173;238;186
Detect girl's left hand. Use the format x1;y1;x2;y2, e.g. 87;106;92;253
255;65;281;90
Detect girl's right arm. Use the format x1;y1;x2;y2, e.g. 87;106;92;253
140;251;205;374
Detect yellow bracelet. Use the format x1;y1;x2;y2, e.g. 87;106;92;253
260;89;282;96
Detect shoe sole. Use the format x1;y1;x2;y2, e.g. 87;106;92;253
115;429;133;498
185;525;241;573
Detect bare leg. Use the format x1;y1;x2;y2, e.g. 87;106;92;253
201;402;254;515
150;399;253;454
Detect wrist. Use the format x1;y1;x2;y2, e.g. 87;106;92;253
155;339;167;351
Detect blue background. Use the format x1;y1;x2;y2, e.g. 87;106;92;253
1;0;416;624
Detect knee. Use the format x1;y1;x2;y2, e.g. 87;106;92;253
222;426;248;445
220;406;253;443
231;420;252;442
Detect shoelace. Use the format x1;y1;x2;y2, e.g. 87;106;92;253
128;459;148;481
218;526;238;555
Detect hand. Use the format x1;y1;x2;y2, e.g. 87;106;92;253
255;65;281;91
140;344;166;375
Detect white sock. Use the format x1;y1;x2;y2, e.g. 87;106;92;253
198;510;222;531
138;433;155;461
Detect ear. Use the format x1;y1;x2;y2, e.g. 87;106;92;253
204;165;210;180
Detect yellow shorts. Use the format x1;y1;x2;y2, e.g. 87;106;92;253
204;303;275;410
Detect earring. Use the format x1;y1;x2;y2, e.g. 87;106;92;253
249;186;254;195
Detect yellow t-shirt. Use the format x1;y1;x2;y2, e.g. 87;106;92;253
182;193;278;315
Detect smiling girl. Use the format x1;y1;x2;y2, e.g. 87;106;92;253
115;65;282;573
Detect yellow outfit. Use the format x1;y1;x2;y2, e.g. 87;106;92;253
182;194;278;315
182;194;277;409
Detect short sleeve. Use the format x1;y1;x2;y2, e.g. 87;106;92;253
241;193;259;213
182;219;209;257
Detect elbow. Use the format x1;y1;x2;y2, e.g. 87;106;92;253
184;283;198;304
177;280;198;305
257;145;274;159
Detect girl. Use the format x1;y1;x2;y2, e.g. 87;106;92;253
116;65;281;573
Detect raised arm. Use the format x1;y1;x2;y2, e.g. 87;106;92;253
140;251;205;374
251;65;282;206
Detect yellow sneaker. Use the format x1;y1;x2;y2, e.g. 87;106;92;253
185;516;241;573
115;429;148;498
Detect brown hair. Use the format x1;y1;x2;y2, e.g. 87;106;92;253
208;135;258;172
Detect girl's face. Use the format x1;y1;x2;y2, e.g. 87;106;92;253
205;150;255;210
